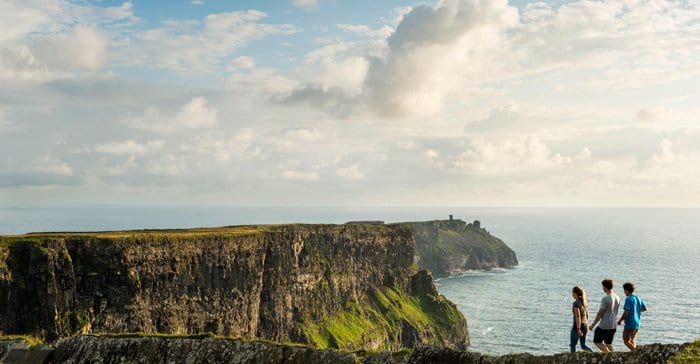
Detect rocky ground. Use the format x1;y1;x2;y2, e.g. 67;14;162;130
1;336;696;364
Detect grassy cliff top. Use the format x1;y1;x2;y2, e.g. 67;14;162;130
0;223;408;245
0;225;266;243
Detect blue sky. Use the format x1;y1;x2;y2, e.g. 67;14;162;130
1;0;699;207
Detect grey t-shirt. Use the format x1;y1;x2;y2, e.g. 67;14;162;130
599;292;621;329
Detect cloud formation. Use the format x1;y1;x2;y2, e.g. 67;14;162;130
1;0;699;207
114;11;297;73
120;97;218;133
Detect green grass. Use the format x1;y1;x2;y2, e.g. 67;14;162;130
298;287;465;351
669;339;700;363
0;335;43;347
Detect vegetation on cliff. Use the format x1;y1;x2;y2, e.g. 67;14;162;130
299;285;466;351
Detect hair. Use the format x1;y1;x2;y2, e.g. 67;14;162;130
601;279;614;290
573;286;588;309
623;282;635;293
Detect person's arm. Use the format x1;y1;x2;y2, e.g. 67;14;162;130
642;300;647;312
617;309;628;326
589;308;605;330
574;307;583;336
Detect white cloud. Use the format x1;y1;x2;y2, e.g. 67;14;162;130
285;0;700;119
286;0;518;118
146;154;187;176
94;140;164;155
293;0;319;10
336;24;393;39
336;164;364;180
31;155;73;176
33;25;108;71
120;97;218;133
227;68;297;95
191;1;204;5
179;129;256;162
451;136;583;176
115;11;297;73
0;1;133;81
228;55;256;71
0;0;62;42
281;169;319;180
651;139;675;164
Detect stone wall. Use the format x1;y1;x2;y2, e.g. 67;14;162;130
0;337;693;364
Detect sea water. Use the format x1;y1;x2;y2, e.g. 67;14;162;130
1;206;698;355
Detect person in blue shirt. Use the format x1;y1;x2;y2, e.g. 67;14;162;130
617;282;648;350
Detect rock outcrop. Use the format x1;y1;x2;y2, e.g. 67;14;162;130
0;224;467;351
0;336;694;364
407;219;518;277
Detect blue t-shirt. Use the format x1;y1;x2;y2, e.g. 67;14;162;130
623;295;647;330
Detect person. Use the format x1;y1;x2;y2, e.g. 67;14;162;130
617;282;647;350
588;279;620;352
570;286;593;352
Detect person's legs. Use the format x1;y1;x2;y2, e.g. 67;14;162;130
570;328;579;353
579;326;593;352
607;329;617;352
623;329;638;350
593;328;611;352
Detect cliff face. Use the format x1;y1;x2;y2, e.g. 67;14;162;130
0;224;467;351
409;219;518;277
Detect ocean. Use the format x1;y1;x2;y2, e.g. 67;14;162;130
1;206;698;355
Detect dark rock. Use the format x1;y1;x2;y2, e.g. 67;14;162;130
0;337;693;364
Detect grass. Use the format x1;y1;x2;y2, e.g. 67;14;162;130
0;335;44;348
668;339;700;363
298;286;465;351
0;225;268;241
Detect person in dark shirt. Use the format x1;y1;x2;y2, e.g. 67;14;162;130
570;286;593;352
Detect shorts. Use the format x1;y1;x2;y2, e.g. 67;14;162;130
623;329;638;342
593;327;616;344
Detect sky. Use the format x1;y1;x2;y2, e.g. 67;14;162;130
0;0;699;208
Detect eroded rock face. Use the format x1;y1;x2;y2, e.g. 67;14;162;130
0;224;468;350
51;336;358;364
408;219;518;277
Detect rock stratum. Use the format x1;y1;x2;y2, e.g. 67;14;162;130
408;219;518;277
0;224;468;351
0;336;696;364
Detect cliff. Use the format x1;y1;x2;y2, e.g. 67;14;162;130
0;336;696;364
0;224;467;351
408;219;518;277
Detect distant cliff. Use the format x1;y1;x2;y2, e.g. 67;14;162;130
0;224;467;351
408;219;518;277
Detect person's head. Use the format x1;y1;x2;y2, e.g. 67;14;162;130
572;286;587;306
601;279;614;293
623;282;635;296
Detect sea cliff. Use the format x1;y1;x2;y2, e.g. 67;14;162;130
0;224;467;351
409;219;518;277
